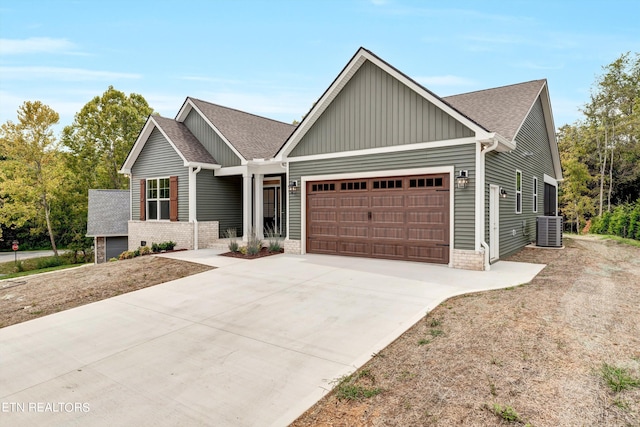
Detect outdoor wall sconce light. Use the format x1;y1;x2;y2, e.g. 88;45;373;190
500;187;508;198
456;170;469;189
288;180;298;194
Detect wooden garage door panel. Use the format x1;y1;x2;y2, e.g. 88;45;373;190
307;174;449;264
406;193;447;208
310;211;337;222
340;196;369;207
340;211;368;222
339;241;369;256
371;195;404;207
308;239;338;253
407;211;446;225
339;226;369;238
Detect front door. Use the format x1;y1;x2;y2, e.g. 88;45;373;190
489;185;500;261
263;187;278;234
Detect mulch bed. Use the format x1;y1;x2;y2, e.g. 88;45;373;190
219;247;284;259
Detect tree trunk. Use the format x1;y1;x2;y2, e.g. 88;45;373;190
598;129;608;216
43;195;59;257
607;122;615;212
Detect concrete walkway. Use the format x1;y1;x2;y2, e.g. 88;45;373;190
0;250;544;426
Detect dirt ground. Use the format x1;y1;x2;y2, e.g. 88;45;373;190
292;236;640;427
0;256;212;328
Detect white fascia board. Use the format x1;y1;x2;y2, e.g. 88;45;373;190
215;165;247;177
544;174;558;186
178;98;248;165
185;161;220;170
120;117;157;174
540;85;563;180
287;137;477;163
277;49;491;161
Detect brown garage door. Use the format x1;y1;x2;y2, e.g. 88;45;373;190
306;174;450;264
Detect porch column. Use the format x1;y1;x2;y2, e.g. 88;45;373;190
254;174;264;239
242;172;252;242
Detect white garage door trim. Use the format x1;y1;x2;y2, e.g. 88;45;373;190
300;166;455;267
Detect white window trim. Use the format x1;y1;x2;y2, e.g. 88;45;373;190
515;169;522;214
532;176;538;213
147;177;171;221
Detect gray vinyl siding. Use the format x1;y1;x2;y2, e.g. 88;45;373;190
485;97;556;257
183;110;242;166
290;60;474;157
196;172;243;237
131;128;189;221
289;144;477;250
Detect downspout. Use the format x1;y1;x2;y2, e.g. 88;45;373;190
190;166;202;250
479;137;499;271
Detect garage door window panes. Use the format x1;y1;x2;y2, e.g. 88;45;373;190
340;181;367;191
409;177;443;188
147;178;170;220
373;179;403;189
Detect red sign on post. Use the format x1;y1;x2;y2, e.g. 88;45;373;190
12;244;18;251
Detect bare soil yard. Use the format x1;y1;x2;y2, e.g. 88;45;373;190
0;256;212;328
292;236;640;427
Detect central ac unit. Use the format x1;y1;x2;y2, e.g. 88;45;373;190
536;216;562;247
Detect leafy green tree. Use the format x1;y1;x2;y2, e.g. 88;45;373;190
61;86;153;190
0;101;64;255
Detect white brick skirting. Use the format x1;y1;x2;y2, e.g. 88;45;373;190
452;249;485;271
283;239;302;254
128;221;219;251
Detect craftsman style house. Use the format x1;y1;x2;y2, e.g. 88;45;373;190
120;47;562;270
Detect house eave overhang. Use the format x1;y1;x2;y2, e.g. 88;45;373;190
479;132;516;152
185;161;220;170
275;47;491;161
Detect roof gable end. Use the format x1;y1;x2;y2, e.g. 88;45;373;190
276;47;493;159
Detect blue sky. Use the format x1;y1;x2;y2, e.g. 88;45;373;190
1;0;639;135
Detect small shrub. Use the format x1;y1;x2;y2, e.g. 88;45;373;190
151;243;160;253
118;251;135;260
133;248;141;257
246;227;263;255
264;225;282;252
226;228;239;252
36;256;63;269
139;246;151;256
108;257;118;262
239;246;248;255
151;241;176;252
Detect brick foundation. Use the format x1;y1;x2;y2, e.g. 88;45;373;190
128;221;219;251
283;239;302;254
452;249;485;271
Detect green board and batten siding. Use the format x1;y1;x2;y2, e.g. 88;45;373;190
290;60;474;157
196;172;243;237
289;144;477;251
183;110;242;166
131;128;189;221
485;97;557;257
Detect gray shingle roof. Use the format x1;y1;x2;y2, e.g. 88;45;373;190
86;189;130;237
189;98;296;160
443;79;546;142
152;115;217;165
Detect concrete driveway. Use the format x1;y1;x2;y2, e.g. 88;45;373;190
0;251;544;426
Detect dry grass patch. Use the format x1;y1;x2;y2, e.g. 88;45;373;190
0;256;213;328
292;236;640;426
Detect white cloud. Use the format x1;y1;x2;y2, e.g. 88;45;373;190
415;75;475;87
0;66;141;81
0;37;80;55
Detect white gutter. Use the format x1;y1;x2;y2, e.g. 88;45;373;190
479;137;500;271
189;166;202;250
